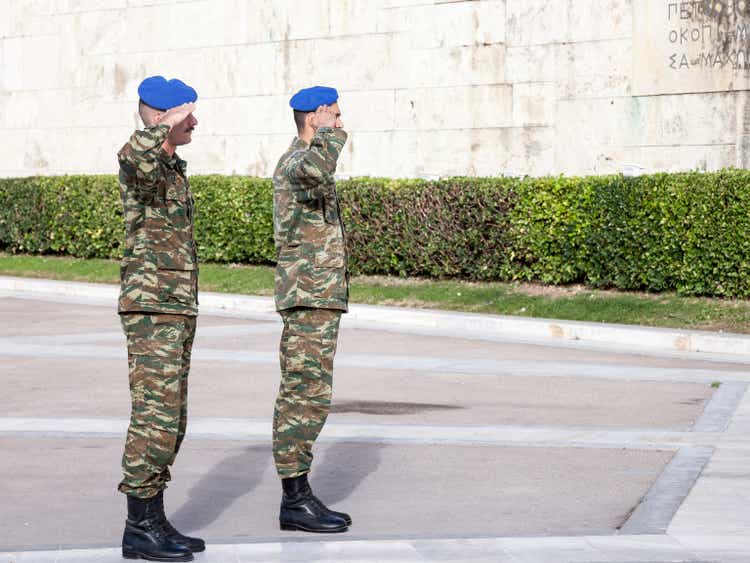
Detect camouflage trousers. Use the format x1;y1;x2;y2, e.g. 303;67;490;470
118;313;197;499
273;307;342;478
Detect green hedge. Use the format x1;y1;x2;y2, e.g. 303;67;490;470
1;171;750;297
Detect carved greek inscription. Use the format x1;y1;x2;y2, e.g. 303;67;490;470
634;0;750;95
667;1;750;70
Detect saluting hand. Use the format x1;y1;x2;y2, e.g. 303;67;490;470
159;102;197;128
311;105;338;129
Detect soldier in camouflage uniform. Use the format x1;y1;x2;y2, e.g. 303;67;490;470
272;86;352;534
117;76;203;562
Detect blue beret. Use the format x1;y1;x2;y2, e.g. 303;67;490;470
289;86;339;112
138;75;198;111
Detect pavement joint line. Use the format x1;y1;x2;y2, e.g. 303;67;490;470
0;533;733;562
14;323;280;345
0;338;747;383
618;446;715;535
1;298;749;560
3;275;750;362
0;417;732;450
692;382;749;433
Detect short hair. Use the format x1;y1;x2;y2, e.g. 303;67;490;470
293;110;309;133
138;100;161;126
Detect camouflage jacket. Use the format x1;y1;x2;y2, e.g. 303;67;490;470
117;124;199;316
273;127;349;312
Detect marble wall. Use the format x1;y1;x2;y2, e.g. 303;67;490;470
1;0;749;178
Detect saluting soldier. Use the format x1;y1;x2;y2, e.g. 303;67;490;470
116;75;204;562
271;86;352;533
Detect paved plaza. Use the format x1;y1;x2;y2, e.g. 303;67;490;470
1;288;750;562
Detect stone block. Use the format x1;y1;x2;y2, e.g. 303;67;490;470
512;82;556;126
282;34;399;92
52;0;128;13
2;90;70;130
411;0;507;49
375;3;422;34
395;84;513;130
632;93;737;147
553;98;633;174
406;126;553;177
166;0;249;49
0;129;31;174
330;0;379;35
197;95;290;137
190;43;284;97
568;0;632;42
556;39;632;99
505;126;555;176
343;130;417;177
409;43;507;88
505;43;558;83
118;0;177;7
4;0;63;37
411;128;475;177
506;0;568;46
2;35;61;91
380;0;429;7
247;0;331;43
625;144;737;174
190;133;290;176
0;0;11;38
342;89;396;132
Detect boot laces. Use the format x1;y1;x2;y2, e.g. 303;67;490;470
153;496;182;538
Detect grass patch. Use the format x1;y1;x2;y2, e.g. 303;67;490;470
1;253;749;334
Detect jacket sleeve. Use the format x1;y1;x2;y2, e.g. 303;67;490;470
117;124;170;205
285;128;348;202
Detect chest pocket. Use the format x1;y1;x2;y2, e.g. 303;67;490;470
165;173;187;201
164;175;192;229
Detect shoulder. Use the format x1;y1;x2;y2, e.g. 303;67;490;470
275;147;303;176
119;126;170;158
117;140;134;161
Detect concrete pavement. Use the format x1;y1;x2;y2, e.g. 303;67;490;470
3;275;750;361
0;282;749;562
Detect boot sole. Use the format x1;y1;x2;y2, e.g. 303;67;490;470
280;522;348;533
122;547;194;562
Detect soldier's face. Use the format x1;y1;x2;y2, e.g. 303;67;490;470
331;103;344;129
167;113;198;146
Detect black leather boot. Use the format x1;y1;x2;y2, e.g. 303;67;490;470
152;491;206;553
279;474;350;533
122;494;193;562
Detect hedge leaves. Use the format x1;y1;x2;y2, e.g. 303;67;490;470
1;171;749;297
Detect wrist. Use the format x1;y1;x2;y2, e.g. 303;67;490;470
156;120;174;131
149;123;171;134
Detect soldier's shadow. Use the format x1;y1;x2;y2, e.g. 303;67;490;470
167;439;383;534
169;444;270;533
309;439;385;508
